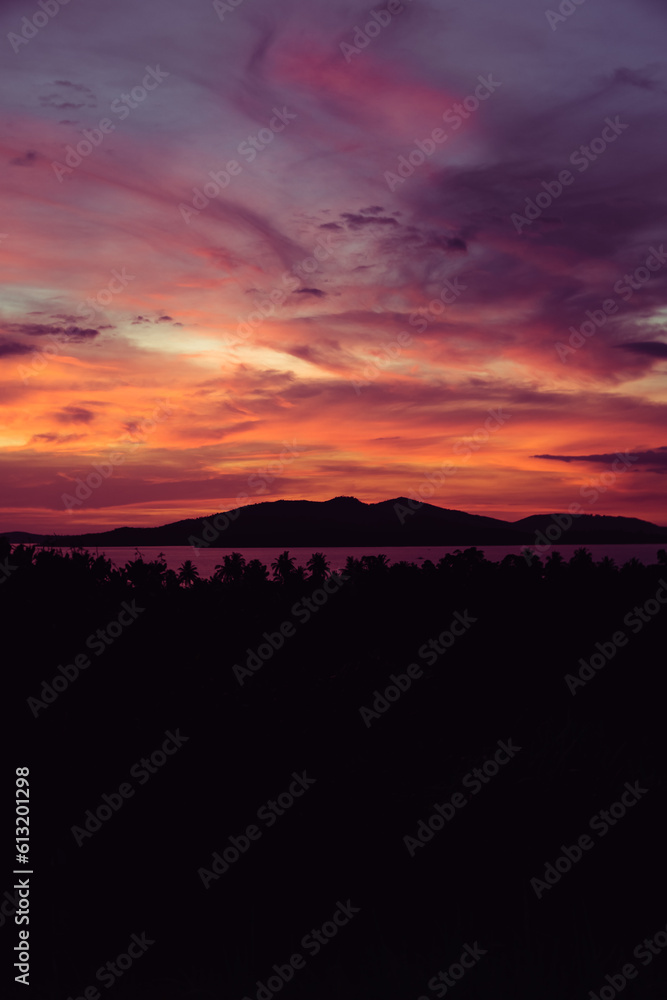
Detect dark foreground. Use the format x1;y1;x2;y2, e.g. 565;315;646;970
5;543;667;999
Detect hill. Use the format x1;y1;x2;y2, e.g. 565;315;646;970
2;497;667;547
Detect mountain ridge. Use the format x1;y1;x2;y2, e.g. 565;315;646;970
2;497;666;546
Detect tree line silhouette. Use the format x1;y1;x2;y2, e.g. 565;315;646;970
3;536;666;593
6;536;667;999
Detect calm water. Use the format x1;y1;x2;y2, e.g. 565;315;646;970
40;544;667;578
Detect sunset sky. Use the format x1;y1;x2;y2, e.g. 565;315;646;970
1;0;666;532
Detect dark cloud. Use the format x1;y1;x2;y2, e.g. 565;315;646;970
53;407;95;424
294;288;326;297
40;98;88;110
40;81;96;111
132;315;178;325
53;80;92;92
30;434;86;444
122;421;148;437
3;323;100;341
399;229;468;254
0;340;33;358
319;222;343;230
614;341;667;357
10;151;37;167
173;422;261;441
535;448;667;470
611;66;665;92
61;326;100;342
341;213;399;229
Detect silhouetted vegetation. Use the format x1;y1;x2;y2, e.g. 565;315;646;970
5;538;667;999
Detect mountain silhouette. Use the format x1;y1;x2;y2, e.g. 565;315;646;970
3;496;667;546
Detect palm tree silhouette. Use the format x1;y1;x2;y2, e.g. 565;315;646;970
596;555;616;576
501;553;528;572
544;549;565;579
306;552;330;584
621;556;643;576
437;552;458;572
360;553;389;575
11;544;36;570
570;547;594;571
213;552;246;584
177;559;200;587
344;555;363;579
271;550;296;584
461;546;486;565
244;559;270;584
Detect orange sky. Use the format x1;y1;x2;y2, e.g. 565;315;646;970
1;0;666;532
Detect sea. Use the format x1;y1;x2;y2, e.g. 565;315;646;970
36;544;667;577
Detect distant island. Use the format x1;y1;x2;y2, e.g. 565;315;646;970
3;496;667;547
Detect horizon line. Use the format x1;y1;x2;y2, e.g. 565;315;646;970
2;495;665;536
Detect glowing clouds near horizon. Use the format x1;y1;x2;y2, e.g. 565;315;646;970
0;0;666;530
